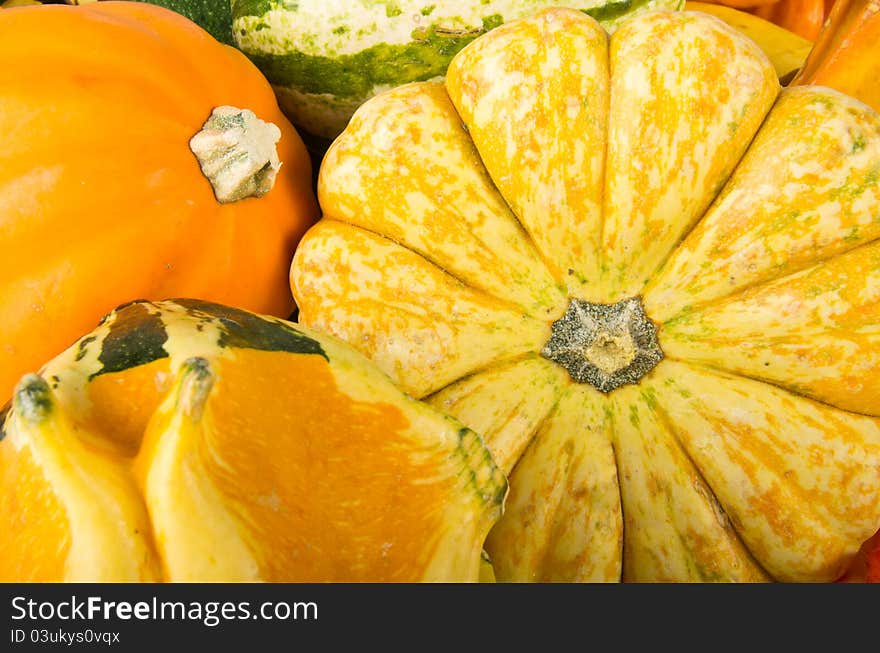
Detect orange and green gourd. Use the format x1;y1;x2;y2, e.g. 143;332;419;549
0;299;505;581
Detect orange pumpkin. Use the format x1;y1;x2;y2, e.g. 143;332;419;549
0;1;318;401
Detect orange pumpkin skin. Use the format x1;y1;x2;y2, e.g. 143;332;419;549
0;2;318;401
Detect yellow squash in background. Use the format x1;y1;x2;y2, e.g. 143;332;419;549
291;8;880;582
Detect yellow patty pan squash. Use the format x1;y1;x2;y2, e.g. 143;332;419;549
291;8;880;582
0;299;505;581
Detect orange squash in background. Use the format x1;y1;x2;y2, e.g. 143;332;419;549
751;0;827;40
791;0;880;112
701;0;829;39
0;1;318;402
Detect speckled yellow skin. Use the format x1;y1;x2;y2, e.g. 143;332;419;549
291;8;880;582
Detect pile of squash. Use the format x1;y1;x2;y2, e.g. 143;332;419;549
1;0;879;583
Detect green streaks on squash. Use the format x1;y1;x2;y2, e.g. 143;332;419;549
242;24;485;100
85;298;327;381
175;299;329;359
91;302;169;380
231;0;683;138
